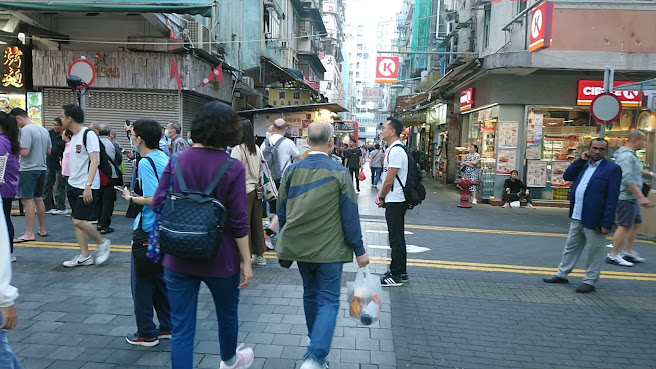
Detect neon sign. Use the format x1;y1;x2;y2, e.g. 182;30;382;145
2;47;24;88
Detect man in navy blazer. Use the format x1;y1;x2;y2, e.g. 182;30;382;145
543;138;621;293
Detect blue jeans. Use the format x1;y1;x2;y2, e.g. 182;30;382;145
372;167;382;186
131;258;171;338
297;262;343;365
164;269;240;369
0;314;23;369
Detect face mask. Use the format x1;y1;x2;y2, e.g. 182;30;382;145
187;139;193;145
131;137;140;151
165;130;171;138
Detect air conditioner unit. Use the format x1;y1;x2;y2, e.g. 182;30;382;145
187;21;211;54
457;28;472;52
456;9;471;29
243;76;254;90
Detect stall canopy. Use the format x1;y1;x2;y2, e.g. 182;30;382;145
0;0;215;15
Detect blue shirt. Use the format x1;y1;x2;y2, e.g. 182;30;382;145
133;150;170;232
158;138;170;157
571;160;600;221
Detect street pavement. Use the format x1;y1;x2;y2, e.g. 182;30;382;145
5;165;656;369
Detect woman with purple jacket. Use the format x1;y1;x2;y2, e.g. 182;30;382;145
0;113;20;262
152;102;255;369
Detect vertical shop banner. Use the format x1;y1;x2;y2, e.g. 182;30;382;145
529;1;555;53
550;161;571;188
526;160;548;187
496;149;517;175
460;88;474;112
375;57;399;84
497;122;519;148
526;114;543;160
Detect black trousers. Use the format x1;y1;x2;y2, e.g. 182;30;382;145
502;192;533;204
44;166;66;211
385;202;407;276
96;185;116;228
2;198;13;253
349;167;360;190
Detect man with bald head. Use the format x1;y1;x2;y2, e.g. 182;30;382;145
95;123;123;234
276;121;369;369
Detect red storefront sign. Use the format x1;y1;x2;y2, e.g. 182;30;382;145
577;80;643;107
375;57;399;84
529;1;555;53
460;88;474;112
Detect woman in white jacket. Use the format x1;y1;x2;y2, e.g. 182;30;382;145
0;197;22;368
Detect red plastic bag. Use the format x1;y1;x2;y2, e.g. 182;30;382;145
358;170;366;181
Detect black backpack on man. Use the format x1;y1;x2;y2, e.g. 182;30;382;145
391;143;426;209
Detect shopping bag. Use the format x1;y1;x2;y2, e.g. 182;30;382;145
510;200;521;208
358;170;366;181
260;156;278;203
347;266;383;326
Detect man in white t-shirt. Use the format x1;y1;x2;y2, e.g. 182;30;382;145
376;117;408;287
60;104;111;268
260;119;302;243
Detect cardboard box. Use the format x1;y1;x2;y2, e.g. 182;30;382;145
638;190;656;240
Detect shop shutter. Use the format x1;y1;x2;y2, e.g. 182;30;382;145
43;88;181;183
182;91;217;136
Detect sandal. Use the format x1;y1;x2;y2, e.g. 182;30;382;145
100;227;114;234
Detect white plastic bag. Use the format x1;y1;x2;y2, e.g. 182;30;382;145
347;266;383;326
510;200;521;208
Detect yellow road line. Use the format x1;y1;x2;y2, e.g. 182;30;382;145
16;242;655;282
362;222;656;245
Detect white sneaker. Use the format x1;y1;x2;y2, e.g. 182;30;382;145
299;360;325;369
45;209;57;215
94;239;111;265
52;209;68;215
606;243;614;248
251;256;267;266
63;254;94;268
471;198;478;204
219;343;254;369
11;253;16;262
621;251;646;263
605;253;633;267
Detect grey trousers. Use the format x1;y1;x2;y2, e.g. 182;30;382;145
556;219;607;286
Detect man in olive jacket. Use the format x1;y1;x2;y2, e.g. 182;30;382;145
276;121;370;369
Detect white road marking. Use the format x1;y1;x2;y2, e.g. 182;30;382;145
367;245;431;253
365;230;414;235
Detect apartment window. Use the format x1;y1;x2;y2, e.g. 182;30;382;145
357;44;363;50
363;53;369;59
517;0;527;15
264;8;281;40
356;81;362;85
357;53;363;58
356;72;360;77
483;5;491;49
356;62;360;68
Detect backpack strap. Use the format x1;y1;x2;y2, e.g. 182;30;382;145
389;143;406;191
203;158;236;196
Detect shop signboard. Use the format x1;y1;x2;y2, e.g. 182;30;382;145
529;1;555;53
550;161;571;188
362;87;384;102
577;80;643;107
526;160;547;188
375;57;399;84
496;149;517;175
2;46;26;89
268;89;310;107
460;88;474;112
498;122;519;148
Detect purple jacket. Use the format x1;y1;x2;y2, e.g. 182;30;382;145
0;135;19;199
152;148;248;278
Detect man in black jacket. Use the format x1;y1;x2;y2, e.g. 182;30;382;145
44;118;67;214
502;170;534;208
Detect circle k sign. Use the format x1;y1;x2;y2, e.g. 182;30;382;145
376;56;399;84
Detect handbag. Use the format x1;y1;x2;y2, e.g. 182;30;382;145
126;157;157;218
358;170;366;181
132;221;164;276
240;145;264;200
642;182;651;197
0;154;7;185
155;156;234;260
260;153;278;203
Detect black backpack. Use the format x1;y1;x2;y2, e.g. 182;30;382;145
391;143;426;209
82;129;123;187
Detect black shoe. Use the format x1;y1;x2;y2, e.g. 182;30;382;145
381;272;402;287
543;276;569;284
400;273;409;283
576;283;595;293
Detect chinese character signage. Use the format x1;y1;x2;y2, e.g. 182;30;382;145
269;89;310;107
2;46;24;89
362;88;384;102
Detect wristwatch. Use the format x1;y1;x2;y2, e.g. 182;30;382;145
85;183;92;187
